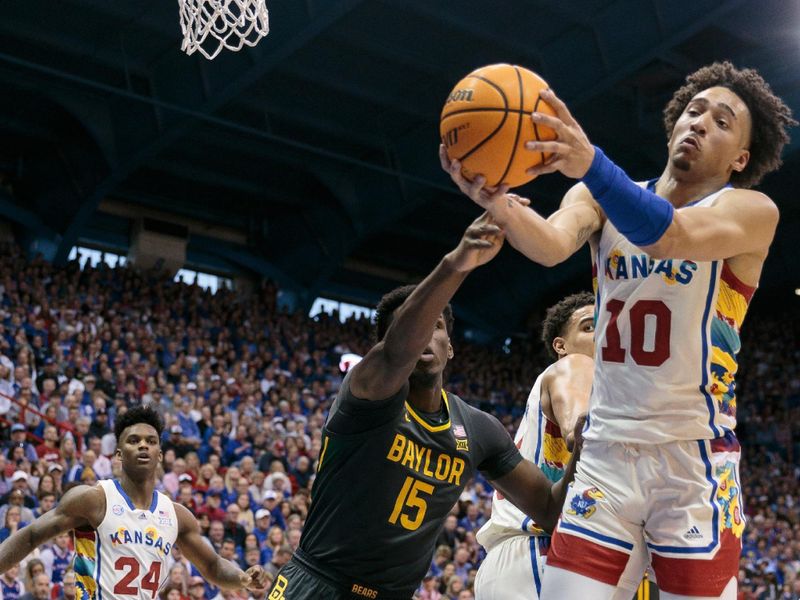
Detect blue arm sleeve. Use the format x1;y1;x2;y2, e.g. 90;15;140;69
581;146;674;246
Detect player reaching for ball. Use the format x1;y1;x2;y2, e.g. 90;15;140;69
266;213;586;599
444;62;795;599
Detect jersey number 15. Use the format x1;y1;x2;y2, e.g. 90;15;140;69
389;476;434;531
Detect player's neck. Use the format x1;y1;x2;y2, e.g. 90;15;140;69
117;472;156;509
407;380;444;413
656;167;730;207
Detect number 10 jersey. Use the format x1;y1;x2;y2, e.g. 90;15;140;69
586;183;755;444
73;479;179;599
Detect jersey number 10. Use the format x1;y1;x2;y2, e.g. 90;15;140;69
602;299;671;367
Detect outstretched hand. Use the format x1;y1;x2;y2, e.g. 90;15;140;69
525;89;596;180
446;212;505;273
439;145;532;213
241;565;269;593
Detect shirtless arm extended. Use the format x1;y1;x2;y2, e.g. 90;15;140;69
443;87;779;280
173;503;267;592
440;144;603;267
0;485;104;574
349;212;504;400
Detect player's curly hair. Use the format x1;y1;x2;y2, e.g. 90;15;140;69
114;404;164;442
541;292;595;360
374;284;454;342
663;61;797;189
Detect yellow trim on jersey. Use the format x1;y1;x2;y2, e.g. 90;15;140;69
404;390;451;433
317;436;330;473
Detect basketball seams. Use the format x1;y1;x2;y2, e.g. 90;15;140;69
440;74;508;120
452;74;510;164
497;66;525;186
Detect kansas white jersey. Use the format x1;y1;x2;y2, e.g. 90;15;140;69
477;365;570;551
586;184;755;444
73;479;179;600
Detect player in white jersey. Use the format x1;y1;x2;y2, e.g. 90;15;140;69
475;292;597;599
444;62;795;599
0;406;268;599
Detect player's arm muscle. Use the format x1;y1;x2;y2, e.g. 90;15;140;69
0;485;102;573
543;354;593;451
488;184;603;267
491;460;564;534
491;415;585;533
174;503;245;590
643;190;778;264
349;261;467;401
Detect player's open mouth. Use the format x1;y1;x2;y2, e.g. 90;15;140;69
679;136;700;150
419;350;436;362
137;455;150;463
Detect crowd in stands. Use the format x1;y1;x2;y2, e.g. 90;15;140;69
0;243;796;599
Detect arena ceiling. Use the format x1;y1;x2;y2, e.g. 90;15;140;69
1;0;799;337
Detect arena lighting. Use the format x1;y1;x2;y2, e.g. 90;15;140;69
795;288;800;296
339;353;363;373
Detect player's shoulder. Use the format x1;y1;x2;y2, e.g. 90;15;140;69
717;187;778;212
546;354;593;379
448;393;505;435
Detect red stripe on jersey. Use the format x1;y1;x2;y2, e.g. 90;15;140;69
74;528;96;539
546;528;630;585
721;262;755;303
651;529;741;596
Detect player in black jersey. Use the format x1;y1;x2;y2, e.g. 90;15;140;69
267;213;584;600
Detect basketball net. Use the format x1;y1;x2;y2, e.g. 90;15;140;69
178;0;269;60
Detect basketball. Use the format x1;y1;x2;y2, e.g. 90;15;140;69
440;64;557;188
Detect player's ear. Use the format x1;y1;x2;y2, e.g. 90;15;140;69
447;344;454;359
732;148;750;173
552;337;567;358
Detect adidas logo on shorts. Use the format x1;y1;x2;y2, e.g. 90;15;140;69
683;526;703;540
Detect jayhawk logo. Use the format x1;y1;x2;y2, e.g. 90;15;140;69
567;487;605;518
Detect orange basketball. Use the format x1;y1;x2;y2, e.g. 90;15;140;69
440;64;557;188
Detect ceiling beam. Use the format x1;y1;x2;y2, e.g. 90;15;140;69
53;0;372;263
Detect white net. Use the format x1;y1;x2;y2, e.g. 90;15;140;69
178;0;270;60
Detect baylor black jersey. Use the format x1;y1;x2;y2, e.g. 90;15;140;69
298;372;522;597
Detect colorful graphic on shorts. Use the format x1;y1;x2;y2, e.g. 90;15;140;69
709;263;754;421
73;528;98;600
567;487;604;519
715;460;744;539
541;420;570;483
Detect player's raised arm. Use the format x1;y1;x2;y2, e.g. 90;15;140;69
440;145;603;267
349;212;504;400
0;485;104;574
491;416;586;534
173;503;267;592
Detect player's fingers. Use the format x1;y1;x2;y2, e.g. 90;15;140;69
467;175;487;198
525;140;569;155
529;111;572;139
526;161;561;177
508;194;530;207
439;144;451;170
540;88;578;127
